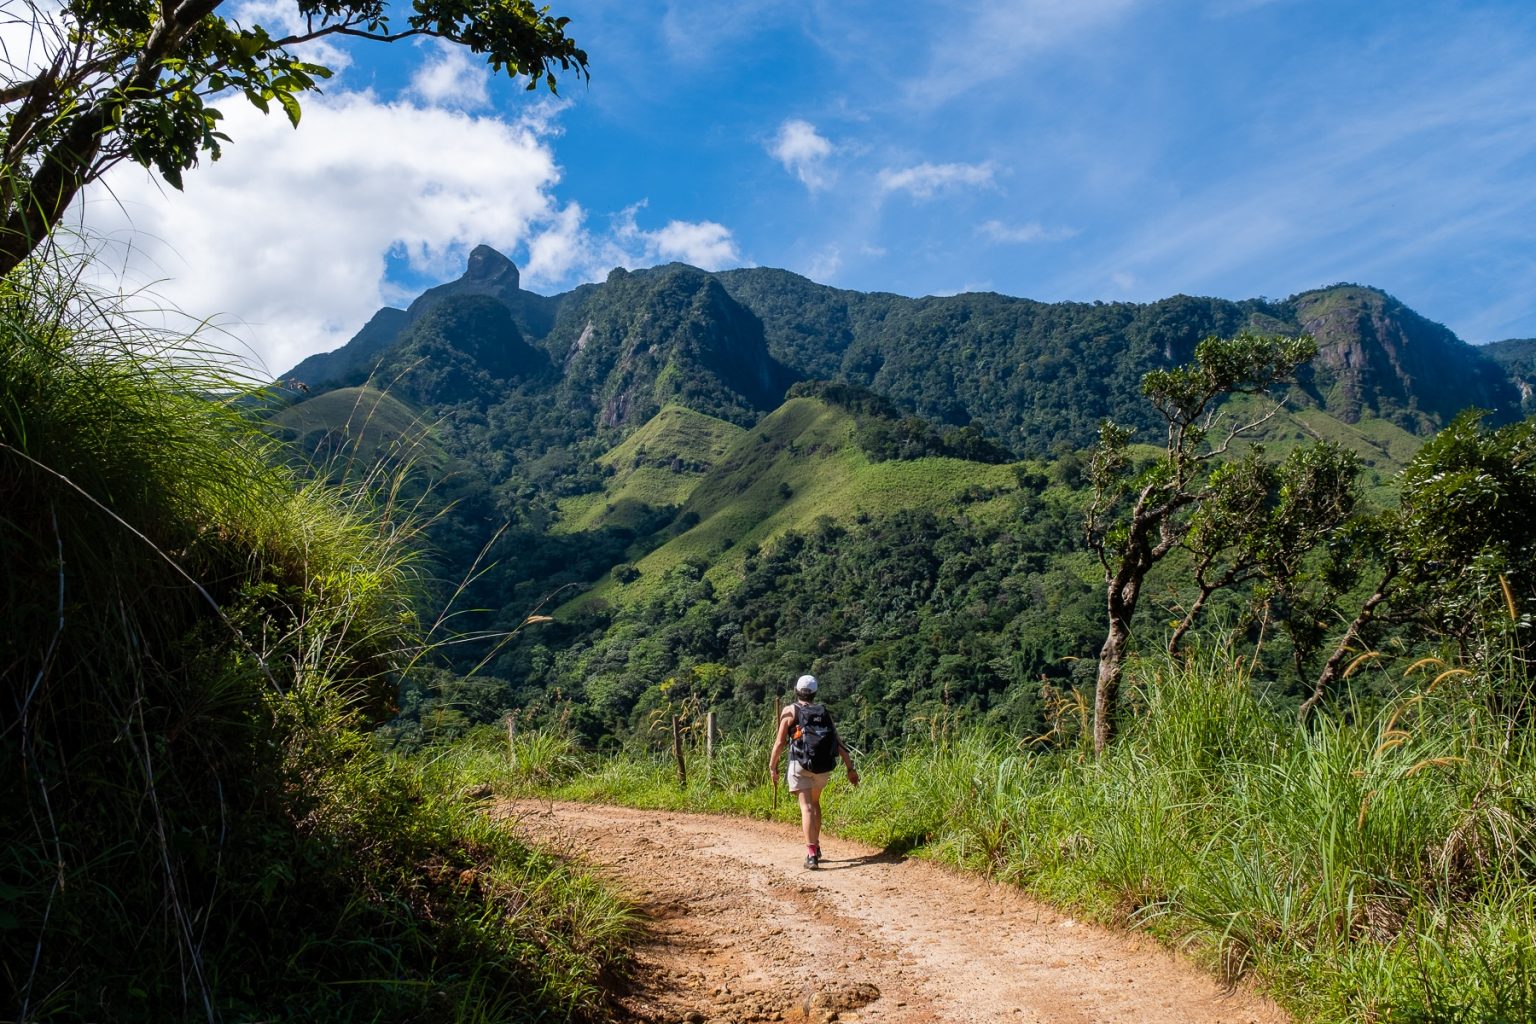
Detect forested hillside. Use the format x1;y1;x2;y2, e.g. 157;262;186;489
268;248;1534;755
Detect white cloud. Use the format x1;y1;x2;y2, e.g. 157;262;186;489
82;91;571;375
649;220;740;267
408;39;492;110
803;246;842;283
769;119;835;191
877;161;996;199
978;219;1078;243
521;202;590;283
611;203;741;269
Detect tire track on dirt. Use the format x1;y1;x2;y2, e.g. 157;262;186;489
496;800;1289;1024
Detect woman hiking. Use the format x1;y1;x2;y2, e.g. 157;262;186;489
768;674;859;868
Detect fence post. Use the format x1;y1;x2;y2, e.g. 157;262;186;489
672;715;687;788
705;711;716;781
505;712;517;770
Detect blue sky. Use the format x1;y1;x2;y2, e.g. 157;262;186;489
75;0;1536;374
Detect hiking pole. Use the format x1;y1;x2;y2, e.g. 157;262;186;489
772;767;779;816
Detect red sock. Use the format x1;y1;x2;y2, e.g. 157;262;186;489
807;845;817;855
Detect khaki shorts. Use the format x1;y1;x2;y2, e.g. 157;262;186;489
788;761;832;794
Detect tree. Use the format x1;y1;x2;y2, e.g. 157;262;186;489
1301;411;1536;721
1084;329;1317;754
0;0;585;276
1168;440;1360;667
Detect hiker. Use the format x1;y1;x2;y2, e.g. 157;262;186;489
768;674;858;869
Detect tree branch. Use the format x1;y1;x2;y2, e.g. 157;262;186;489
1299;561;1396;724
272;24;434;49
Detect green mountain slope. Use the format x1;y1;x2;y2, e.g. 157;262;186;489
715;269;1519;451
540;264;799;430
565;396;1025;613
268;385;450;473
266;250;1531;754
555;404;746;532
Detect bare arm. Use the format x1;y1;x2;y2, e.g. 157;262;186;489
836;738;860;786
768;707;793;776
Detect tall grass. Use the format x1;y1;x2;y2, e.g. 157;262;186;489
526;639;1536;1022
0;262;634;1022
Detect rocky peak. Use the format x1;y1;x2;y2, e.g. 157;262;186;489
464;245;520;288
1289;284;1518;428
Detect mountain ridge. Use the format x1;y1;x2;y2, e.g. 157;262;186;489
282;248;1520;454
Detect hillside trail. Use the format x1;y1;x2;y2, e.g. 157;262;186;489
495;800;1290;1024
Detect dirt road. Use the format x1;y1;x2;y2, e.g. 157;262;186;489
497;800;1290;1024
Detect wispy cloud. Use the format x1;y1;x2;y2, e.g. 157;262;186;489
635;214;742;268
769;119;835;191
803;245;842;282
877;161;996;198
659;0;796;64
608;202;740;268
1060;45;1536;323
521;201;744;285
912;0;1140;104
977;219;1078;243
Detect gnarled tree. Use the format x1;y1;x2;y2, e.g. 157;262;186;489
1084;329;1317;754
1301;410;1536;722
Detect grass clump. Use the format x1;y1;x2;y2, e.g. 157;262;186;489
0;263;634;1022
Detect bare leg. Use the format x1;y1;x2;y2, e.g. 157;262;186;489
798;790;822;849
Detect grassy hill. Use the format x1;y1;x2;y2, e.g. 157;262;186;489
554;404;745;532
268;385;450;476
563;396;1026;612
1217;395;1424;499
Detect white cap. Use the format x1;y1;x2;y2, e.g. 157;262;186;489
795;674;818;695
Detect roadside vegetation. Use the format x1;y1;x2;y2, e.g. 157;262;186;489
448;632;1536;1024
0;262;634;1022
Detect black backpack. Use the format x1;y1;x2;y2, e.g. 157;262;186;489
790;702;840;772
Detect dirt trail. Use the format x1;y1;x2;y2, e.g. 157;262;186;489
496;800;1290;1024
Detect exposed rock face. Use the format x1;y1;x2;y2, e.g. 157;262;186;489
405;245;555;339
553;265;799;431
280;245;554;390
464;244;519;288
1480;337;1536;415
1292;286;1518;428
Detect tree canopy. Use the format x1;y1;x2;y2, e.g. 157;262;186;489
0;0;585;276
1085;330;1320;753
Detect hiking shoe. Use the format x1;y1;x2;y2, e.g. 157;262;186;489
805;852;820;870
